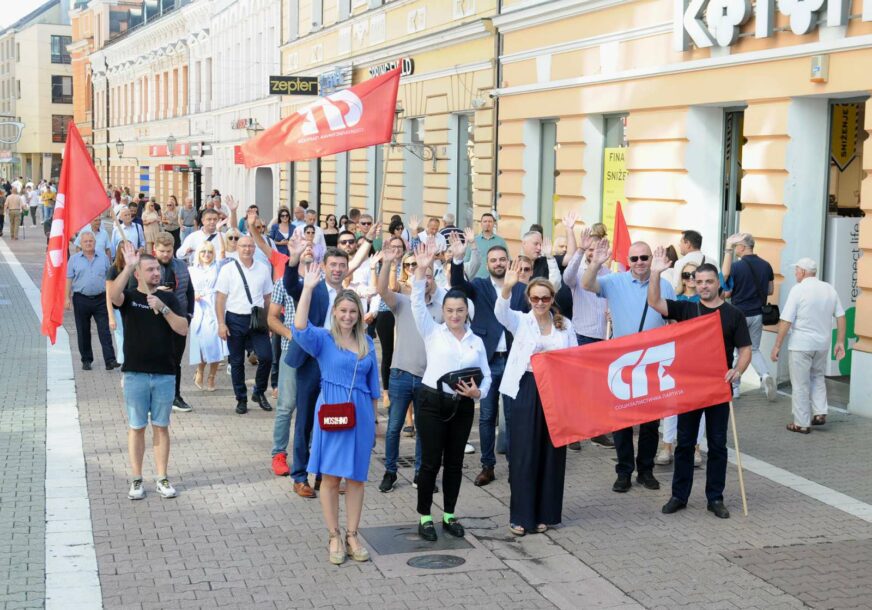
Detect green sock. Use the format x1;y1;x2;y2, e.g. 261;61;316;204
420;515;433;525
443;512;455;523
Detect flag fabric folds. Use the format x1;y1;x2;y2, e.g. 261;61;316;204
612;200;631;269
41;121;108;344
532;313;733;447
240;64;402;168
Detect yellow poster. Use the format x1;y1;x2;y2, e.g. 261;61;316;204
602;147;627;236
831;104;858;172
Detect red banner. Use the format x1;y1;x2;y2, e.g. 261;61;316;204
149;143;190;157
612;201;631;269
41;122;109;343
532;313;732;446
240;63;401;168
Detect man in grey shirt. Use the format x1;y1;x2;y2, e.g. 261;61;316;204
376;244;444;493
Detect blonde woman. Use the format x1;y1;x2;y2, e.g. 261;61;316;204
189;241;228;391
218;227;241;266
142;200;161;252
293;262;380;566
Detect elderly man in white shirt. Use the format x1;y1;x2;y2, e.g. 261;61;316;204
111;207;146;255
771;258;846;433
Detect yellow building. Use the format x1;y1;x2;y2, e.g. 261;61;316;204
278;0;498;228
492;0;871;412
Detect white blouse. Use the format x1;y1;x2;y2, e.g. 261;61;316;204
411;279;492;397
494;293;578;399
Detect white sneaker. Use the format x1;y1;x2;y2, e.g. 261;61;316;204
155;477;178;499
128;479;145;500
763;375;777;402
693;448;703;468
654;445;673;465
464;443;475;454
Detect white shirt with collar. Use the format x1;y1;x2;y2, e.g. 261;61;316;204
177;229;225;261
781;276;845;352
490;276;508;353
494;293;578;399
214;258;273;315
411;279;491;396
323;283;338;329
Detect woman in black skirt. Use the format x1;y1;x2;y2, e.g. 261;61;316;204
495;262;577;535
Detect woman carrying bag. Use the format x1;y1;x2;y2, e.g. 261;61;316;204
410;243;491;542
292;263;380;566
496;261;577;536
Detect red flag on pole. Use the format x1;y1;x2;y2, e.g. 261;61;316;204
532;313;732;446
612;201;631;268
240;63;402;168
41;122;109;344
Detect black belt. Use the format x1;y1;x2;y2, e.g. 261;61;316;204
75;292;106;298
492;351;508;358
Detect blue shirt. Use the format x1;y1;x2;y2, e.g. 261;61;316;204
75;226;111;255
729;254;773;316
111;223;145;256
597;271;675;338
66;251;110;296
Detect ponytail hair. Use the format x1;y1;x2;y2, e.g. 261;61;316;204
525;278;568;331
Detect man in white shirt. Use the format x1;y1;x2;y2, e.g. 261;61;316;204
414;217;448;253
215;235;274;415
111;207;146;255
176;208;225;262
666;230;716;291
771;258;846;433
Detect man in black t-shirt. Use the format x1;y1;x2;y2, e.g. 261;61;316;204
110;244;189;501
648;252;752;519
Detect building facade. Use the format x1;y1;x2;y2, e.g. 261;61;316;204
491;0;871;413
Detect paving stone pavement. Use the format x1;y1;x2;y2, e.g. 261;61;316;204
5;232;872;609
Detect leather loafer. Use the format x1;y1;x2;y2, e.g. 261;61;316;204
590;434;615;448
612;473;631;493
82;361;92;371
235;400;248;415
252;392;272;411
293;481;316;499
636;471;661;490
474;467;495;487
662;497;687;514
418;521;437;541
707;501;731;519
105;360;121;370
442;518;465;538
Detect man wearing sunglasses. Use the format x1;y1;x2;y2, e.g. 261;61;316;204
582;239;675;493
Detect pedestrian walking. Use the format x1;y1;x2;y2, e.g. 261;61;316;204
162;195;181;251
109;244;189;500
26;185;41;225
267;276;297;476
177;208;225;263
179;196;198;242
5;187;23;239
188;241;227;391
771;258;846;433
0;189;6;236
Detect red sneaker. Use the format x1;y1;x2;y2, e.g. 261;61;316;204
271;453;290;476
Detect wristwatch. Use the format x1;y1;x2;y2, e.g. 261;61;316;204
363;237;374;244
160;305;170;316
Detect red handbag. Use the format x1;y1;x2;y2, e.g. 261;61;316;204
318;356;359;431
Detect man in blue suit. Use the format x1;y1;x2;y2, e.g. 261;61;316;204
450;239;528;487
283;226;377;498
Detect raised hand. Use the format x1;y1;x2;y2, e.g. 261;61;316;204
542;237;553;257
302;262;321;289
448;231;467;260
562;211;577;230
225;194;238;211
578;226;594;252
382;244;400;264
463;227;476;247
366;221;382;241
725;232;745;249
651;245;672;274
504;258;521;289
287;233;307;264
413;242;436;271
409;214;420;233
121;241;140;269
592;238;611;266
371;251;384;266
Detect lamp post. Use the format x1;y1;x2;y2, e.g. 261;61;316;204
166;133;176;158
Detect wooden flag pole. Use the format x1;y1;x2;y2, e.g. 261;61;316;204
728;400;749;517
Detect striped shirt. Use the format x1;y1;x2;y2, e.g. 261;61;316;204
562;251;609;340
270;278;297;353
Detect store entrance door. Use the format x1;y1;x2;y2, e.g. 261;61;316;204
720;110;745;252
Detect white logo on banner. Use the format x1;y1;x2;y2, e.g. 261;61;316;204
607;342;676;400
297;90;363;137
47;193;66;268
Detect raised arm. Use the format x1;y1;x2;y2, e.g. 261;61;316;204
294;262;320;330
109;242;137;307
647;246;671;316
495;259;524;335
562;211;578;260
722;233;743;280
348;222;381;273
376;245;400;310
581;238;610;294
410;243;439;338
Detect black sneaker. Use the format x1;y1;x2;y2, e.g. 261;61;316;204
418;520;437;541
235;400;248;414
172;396;192;413
252;391;272;411
82;361;92;371
105;360;121;370
661;497;687;514
636;471;660;490
707;501;731;519
590;434;615;448
379;472;397;493
568;441;582;452
442;518;465;538
612;473;631;493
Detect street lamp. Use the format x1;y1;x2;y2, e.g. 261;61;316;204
115;139;124;157
166;134;176;158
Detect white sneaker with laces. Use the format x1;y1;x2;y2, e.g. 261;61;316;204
128;479;145;500
464;443;475;454
155;477;178;498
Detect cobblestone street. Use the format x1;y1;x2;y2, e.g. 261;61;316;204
3;233;872;609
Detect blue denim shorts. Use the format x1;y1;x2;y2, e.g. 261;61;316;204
123;372;175;429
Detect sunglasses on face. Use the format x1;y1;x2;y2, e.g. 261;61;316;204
404;262;418;269
529;295;553;304
629;255;650;263
519;266;532;273
227;236;239;241
682;272;696;280
338;239;355;246
360;221;372;226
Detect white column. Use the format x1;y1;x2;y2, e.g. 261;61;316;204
133;78;141;123
176;66;183;116
191;61;200;114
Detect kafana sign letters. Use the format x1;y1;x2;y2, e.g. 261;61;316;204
675;0;872;51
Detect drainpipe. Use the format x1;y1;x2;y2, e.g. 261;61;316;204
491;0;503;216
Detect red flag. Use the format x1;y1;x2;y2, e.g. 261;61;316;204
612;201;631;268
41;122;109;343
532;313;732;446
269;249;289;281
241;64;402;168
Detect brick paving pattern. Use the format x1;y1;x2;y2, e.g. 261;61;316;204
4;233;872;609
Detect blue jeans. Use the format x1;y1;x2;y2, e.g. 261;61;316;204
384;369;422;474
271;349;298;456
480;353;508;468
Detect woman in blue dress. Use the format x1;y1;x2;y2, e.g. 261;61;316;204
292;262;380;566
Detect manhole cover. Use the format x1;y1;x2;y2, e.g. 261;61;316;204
406;554;466;570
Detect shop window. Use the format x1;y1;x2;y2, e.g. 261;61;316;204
51;115;73;143
601;114;628;235
287;0;299;42
50;35;71;64
538;120;557;237
721;110;745;251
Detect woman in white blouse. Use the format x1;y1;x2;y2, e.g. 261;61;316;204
496;260;577;536
188;241;228;390
410;243;491;543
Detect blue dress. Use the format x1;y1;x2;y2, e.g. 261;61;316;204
291;323;380;482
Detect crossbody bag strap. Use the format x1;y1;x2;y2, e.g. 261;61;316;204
743;258;768;306
347;355;359;402
638;301;649;333
232;259;254;306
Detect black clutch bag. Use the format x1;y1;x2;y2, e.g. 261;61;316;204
441;367;484;391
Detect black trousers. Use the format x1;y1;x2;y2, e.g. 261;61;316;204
0;212;4;233
416;387;474;516
509;373;566;529
672;403;729;503
613;419;660;475
168;228;181;251
225;312;272;400
375;311;395;390
72;292;116;365
172;331;187;398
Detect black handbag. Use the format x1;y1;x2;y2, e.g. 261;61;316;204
440;367;484;391
232;260;269;332
744;259;780;326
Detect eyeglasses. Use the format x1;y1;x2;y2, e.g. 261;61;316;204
305;231;315;236
338;239;355;246
628;255;650;263
681;272;696;280
360;221;373;226
529;295;553;304
226;236;239;241
519;266;532;273
403;262;418;269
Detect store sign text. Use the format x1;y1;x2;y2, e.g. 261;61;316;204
369;58;414;78
675;0;871;51
269;75;319;96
